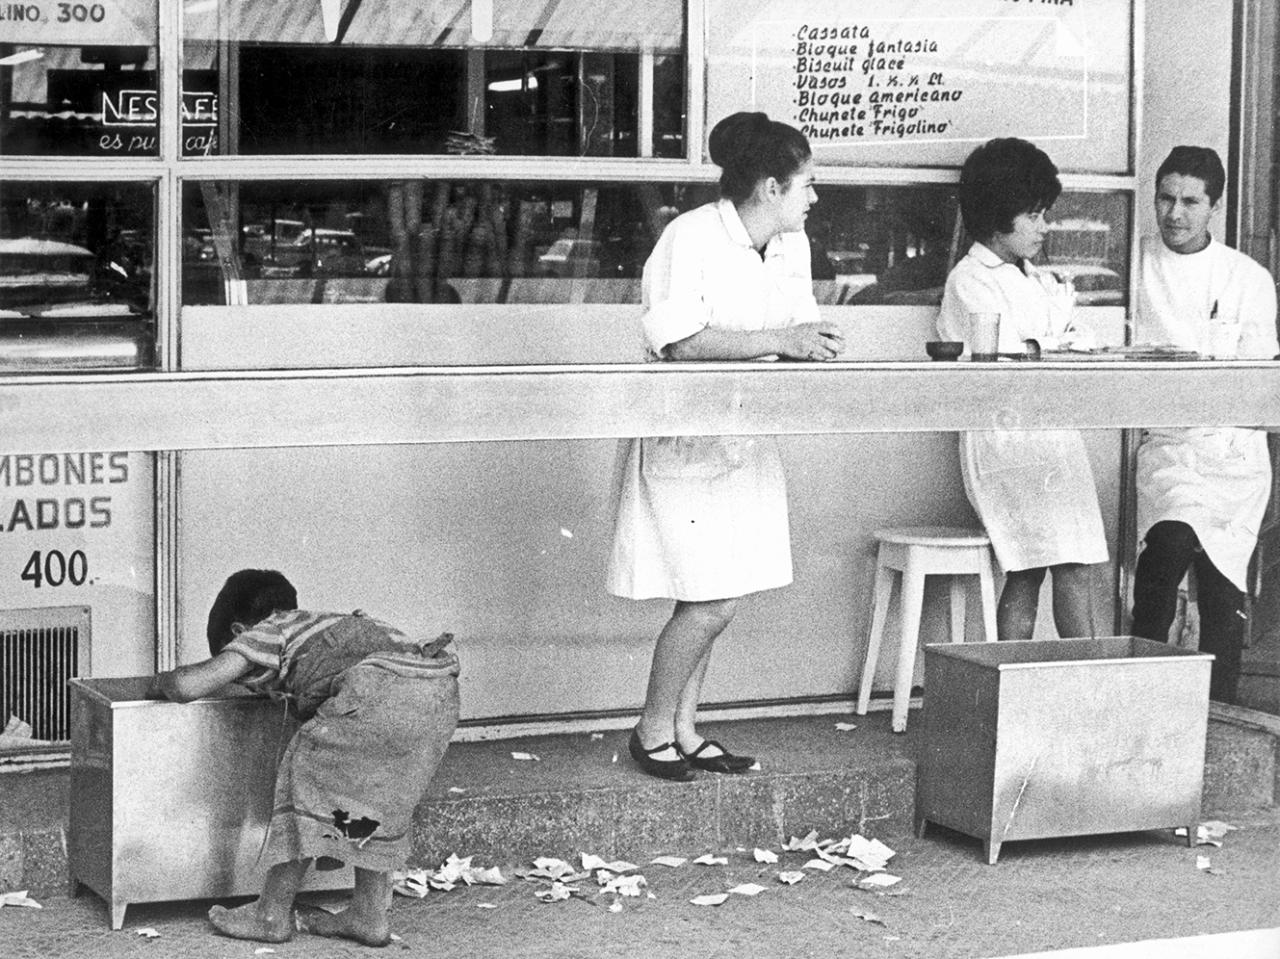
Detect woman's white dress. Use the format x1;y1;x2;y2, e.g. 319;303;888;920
606;199;819;601
937;242;1108;571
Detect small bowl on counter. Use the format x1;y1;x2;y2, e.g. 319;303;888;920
925;341;964;362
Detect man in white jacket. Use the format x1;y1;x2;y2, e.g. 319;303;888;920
1131;146;1279;702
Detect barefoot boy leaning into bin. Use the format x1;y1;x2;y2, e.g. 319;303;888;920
148;568;460;946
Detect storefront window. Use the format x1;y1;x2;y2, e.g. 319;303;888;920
0;181;154;368
182;179;1127;310
182;0;685;157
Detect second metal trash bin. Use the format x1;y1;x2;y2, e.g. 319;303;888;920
917;636;1212;864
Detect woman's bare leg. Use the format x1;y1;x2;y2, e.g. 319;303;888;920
634;598;737;761
1050;563;1099;638
997;568;1047;641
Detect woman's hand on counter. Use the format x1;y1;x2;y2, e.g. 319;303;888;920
778;321;846;362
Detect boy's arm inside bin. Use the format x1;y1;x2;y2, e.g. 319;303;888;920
149;650;254;703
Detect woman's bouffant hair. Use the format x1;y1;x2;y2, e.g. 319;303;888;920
708;111;812;204
206;568;298;655
958;137;1061;242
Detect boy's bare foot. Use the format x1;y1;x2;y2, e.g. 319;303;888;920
208;902;294;943
296;903;392;948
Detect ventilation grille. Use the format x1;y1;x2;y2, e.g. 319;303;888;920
0;606;91;744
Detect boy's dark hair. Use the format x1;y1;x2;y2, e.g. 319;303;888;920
1155;146;1226;204
958;137;1062;242
708;111;812;204
207;569;298;655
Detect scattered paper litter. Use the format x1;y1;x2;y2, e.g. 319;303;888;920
390;933;403;942
850;909;885;925
856;873;902;889
0;890;41;909
748;761;762;771
834;722;858;731
392;869;431;898
777;871;805;885
254;949;276;955
582;853;638;873
803;858;836;872
728;883;766;897
528;857;578;881
753;848;779;864
690;893;729;906
693;854;728;866
476;903;497;909
814;846;859;869
447;786;467;794
535;882;577;903
600;874;648;897
782;830;821;851
511;751;540;762
1195;855;1212;871
590;732;605;740
650;855;687;868
845;835;896;871
136;928;161;938
608;900;623;913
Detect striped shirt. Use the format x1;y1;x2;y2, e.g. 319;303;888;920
225;609;415;694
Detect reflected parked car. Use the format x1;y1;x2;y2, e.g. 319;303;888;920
537;237;601;277
251;228;370;277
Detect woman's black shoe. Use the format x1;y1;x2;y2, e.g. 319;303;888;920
628;729;695;781
678;739;755;774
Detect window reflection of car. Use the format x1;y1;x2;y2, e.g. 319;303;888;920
1049;264;1125;306
253;228;369;278
0;237;96;310
537;238;601;277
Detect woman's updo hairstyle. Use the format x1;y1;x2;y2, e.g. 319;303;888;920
958;137;1061;242
206;568;298;655
708;111;811;204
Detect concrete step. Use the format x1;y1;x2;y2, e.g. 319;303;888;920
4;704;1277;895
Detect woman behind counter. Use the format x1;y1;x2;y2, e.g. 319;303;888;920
607;111;845;781
937;137;1108;641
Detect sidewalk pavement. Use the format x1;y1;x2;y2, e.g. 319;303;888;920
5;795;1279;957
4;708;1278;958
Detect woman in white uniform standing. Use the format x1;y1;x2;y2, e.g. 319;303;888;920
607;112;845;781
937;137;1108;641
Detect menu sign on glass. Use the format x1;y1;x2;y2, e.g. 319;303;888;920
707;0;1132;173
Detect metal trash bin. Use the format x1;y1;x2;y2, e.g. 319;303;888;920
69;677;352;929
917;637;1212;864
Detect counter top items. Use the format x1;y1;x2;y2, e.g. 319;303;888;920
68;677;351;929
1039;346;1202;362
925;340;964;361
917;636;1211;864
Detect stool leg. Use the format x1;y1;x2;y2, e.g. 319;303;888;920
856;558;895;715
892;561;925;733
978;551;999;642
949;576;967;643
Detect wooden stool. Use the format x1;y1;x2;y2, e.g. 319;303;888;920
855;526;999;732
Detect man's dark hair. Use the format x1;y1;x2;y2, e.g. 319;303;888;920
1155;146;1226;204
958;137;1062;242
206;569;298;655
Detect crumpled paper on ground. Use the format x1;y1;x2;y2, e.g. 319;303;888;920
0;890;41;909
